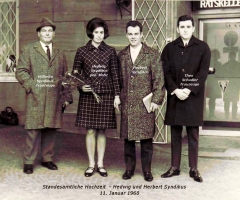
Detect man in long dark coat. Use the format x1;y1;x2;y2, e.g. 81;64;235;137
16;17;73;174
118;20;165;182
161;15;211;182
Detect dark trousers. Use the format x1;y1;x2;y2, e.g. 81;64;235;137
171;125;199;168
124;138;153;172
24;128;57;164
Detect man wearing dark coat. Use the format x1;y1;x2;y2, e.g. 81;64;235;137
118;21;165;182
16;17;73;174
161;15;211;182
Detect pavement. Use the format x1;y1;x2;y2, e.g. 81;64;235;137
0;124;240;200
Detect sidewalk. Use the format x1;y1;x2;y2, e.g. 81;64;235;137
0;124;240;200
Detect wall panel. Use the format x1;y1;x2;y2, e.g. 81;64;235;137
19;0;53;23
19;23;39;49
53;0;118;22
54;22;85;50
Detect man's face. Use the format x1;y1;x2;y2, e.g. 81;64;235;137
177;20;195;41
126;26;143;47
38;26;55;45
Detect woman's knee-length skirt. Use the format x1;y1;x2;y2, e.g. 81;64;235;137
75;91;116;129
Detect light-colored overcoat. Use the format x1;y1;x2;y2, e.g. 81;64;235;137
16;41;73;129
118;43;165;141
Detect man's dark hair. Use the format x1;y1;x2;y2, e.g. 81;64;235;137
177;15;194;27
126;20;143;33
86;17;109;39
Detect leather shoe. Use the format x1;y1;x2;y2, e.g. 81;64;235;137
97;167;108;177
143;172;153;182
84;167;95;177
161;167;180;178
42;162;58;170
122;170;134;180
23;164;33;174
189;168;203;182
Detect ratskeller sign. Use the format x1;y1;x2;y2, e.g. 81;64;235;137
192;0;240;10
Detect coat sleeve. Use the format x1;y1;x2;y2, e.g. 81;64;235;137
187;42;211;95
72;48;86;87
61;52;73;104
15;45;34;93
161;44;179;94
117;51;124;90
151;51;165;105
110;48;121;96
72;48;83;73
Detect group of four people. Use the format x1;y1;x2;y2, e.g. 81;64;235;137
15;15;210;183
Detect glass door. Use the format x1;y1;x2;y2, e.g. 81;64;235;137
199;18;240;129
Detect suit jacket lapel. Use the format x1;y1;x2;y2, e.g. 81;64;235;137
124;46;133;75
122;44;148;78
34;42;49;61
34;42;59;67
47;46;59;67
50;45;59;62
132;44;146;67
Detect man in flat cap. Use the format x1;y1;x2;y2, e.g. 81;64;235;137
16;17;73;174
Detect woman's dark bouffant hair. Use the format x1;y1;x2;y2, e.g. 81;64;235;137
86;17;109;39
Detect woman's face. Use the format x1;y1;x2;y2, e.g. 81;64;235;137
92;27;104;46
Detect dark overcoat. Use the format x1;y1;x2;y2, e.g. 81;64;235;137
16;41;73;129
162;36;211;126
118;43;165;141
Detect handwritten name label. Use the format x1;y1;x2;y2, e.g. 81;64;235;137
90;65;108;77
132;66;148;74
181;74;199;87
36;75;55;87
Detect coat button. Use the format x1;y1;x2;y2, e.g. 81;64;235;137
182;69;185;72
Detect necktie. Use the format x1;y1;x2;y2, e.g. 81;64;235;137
46;45;51;61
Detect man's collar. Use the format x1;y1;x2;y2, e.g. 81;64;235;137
39;40;52;48
130;43;142;51
123;42;151;55
173;36;199;46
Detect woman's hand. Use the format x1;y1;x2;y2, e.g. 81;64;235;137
82;85;92;92
114;95;121;112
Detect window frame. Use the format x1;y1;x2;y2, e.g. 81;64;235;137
0;0;19;82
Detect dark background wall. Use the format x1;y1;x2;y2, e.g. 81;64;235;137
0;0;132;124
0;0;191;126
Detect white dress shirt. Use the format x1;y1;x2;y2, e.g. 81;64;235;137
39;41;53;56
130;44;142;64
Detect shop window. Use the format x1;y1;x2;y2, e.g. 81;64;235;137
200;18;240;127
0;0;19;82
